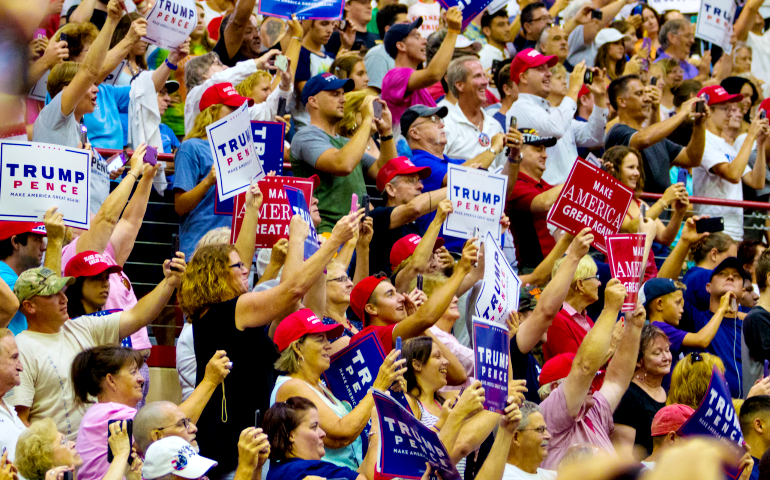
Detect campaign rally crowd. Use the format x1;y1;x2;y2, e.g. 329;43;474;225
7;0;770;479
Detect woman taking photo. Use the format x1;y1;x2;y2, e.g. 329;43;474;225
337;88;384;159
722;76;761;136
177;201;362;479
635;5;661;59
15;418;136;480
654;58;684;119
71;346;229;480
612;325;671;460
270;308;405;469
110;13;149;86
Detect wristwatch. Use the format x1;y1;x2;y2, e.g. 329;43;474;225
508;151;523;163
488;146;500;156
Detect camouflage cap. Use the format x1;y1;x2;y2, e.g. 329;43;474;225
519;285;542;311
14;267;75;303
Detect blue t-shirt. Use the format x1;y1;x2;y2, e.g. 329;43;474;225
682;266;712;312
83;84;131;149
173;138;231;259
160;123;180;154
266;458;358;480
750;456;760;480
0;261;25;334
688;302;743;398
410;149;467;253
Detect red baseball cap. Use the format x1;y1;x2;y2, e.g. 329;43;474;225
510;48;558;84
0;222;46;241
376;156;431;192
63;251;122;278
199;83;255;112
579;84;590;99
350;275;388;322
274;308;344;351
651;404;694;437
697;85;742;106
390;234;445;271
538;353;605;394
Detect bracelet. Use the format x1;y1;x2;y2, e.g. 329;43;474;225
292;36;302;40
164;58;178;70
447;29;461;34
380;134;394;142
126;171;138;180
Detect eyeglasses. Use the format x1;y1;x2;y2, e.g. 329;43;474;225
157;417;192;431
327;275;351;283
411;115;443;129
229;262;246;270
530;15;553;24
581;276;599;282
519;426;548;435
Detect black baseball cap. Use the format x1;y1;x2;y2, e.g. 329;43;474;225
520;128;557;147
400;104;448;135
710;257;748;281
384;17;423;59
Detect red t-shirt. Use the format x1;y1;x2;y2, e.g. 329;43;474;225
506;172;556;269
542;307;595;362
350;324;397;353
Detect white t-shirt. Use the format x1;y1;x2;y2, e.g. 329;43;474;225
408;1;441;38
5;313;121;441
501;464;557;480
692;130;750;241
0;398;26;462
176;322;196;401
442;102;506;168
747;30;770;97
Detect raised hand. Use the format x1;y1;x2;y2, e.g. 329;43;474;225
203;350;231;386
373;349;407;391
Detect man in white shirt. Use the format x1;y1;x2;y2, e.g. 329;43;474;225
443;56;508;168
502;401;556;480
0;329;26;462
507;48;608;184
479;9;511;73
693;85;768;241
6;259;185;440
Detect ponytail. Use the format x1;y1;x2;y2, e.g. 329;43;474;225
71;345;144;407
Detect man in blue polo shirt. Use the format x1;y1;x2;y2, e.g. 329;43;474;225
404;104;521;253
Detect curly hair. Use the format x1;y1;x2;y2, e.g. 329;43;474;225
71;345;144;407
337;88;378;138
264;396;317;461
184;104;226;140
604;145;645;193
14;418;59;480
53;22;99;60
667;352;725;409
235;70;274;99
177;244;240;320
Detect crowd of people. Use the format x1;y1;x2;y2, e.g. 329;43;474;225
5;0;770;479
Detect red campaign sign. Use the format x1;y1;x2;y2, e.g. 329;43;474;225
230;176;314;248
546;159;634;253
605;234;646;311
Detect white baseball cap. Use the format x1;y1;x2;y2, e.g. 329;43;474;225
142;437;218;480
594;28;626;49
455;35;482;53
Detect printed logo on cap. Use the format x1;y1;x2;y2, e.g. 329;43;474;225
172;454;187;471
321;72;339;82
83;253;108;266
408;235;420;245
307;313;321;325
31;225;47;235
404;160;416;167
223;85;237;97
527;50;539;58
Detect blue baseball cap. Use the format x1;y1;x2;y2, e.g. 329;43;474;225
300;73;354;105
639;278;681;308
384;17;423;59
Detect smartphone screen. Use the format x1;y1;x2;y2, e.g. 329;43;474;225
373;100;382;119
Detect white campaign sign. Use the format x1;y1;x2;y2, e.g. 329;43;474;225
474;231;521;325
695;0;736;52
142;0;198;50
207;100;263;202
0;141;91;228
445;165;507;242
648;0;701;14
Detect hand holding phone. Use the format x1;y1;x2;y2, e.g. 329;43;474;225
362;194;371;217
107;419;133;464
416;274;423;291
274;54;288;73
277;97;288;117
584;69;593;85
170;234;181;272
372;100;383;119
107;152;128;173
351;193;358;213
255;409;262;429
695;217;724;233
144;146;158;166
591;9;603;20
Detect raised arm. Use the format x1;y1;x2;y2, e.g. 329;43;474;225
367;102;397;178
314;96;377;176
150;40;190;92
234;212;361;331
735;0;763;41
354;218;373;285
406;7;461;92
559;279;626;417
474;399;521;480
222;0;257;59
77;145;147;254
425;330;468;386
388;188;447;228
61;0;121;116
658;216;708;279
67;0;97;25
516;228;593;354
42;207;65;275
741;118;769;189
233;183;263;271
110;163;160;266
394;200;451;292
584;0;633;43
392;241;477;341
630;98;698;151
600;302;644;411
119;254;186;339
682;292;732;348
98;17;146;84
519;230;572;287
673;108;707;168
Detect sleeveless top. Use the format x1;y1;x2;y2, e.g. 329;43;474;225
270;376;363;470
418;400;466;477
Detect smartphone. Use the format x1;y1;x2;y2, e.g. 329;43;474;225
507;117;518;158
170;233;181;272
677;168;688;185
591;9;603;20
107;152;128;173
351;193;358;213
339;19;347;30
632;4;644;16
395;336;402;353
731;297;738;312
107;419;133;464
764;359;769;378
761;110;767;120
254;409;262;429
372;100;382;119
640;202;647;218
277;97;288;117
144;146;158;166
584;69;593;85
60;32;71;52
274;54;288;73
79;124;88;145
416;274;423;291
650;76;658;86
351;39;364;51
362;194;370;217
63;471;73;480
34;28;47;40
695;217;724;233
695;99;706;114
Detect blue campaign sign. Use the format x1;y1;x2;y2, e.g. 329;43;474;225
373;391;461;480
322;332;386;408
215;121;284;216
284;186;320;260
677;367;746;479
437;0;494;30
472;317;509;413
258;0;344;20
